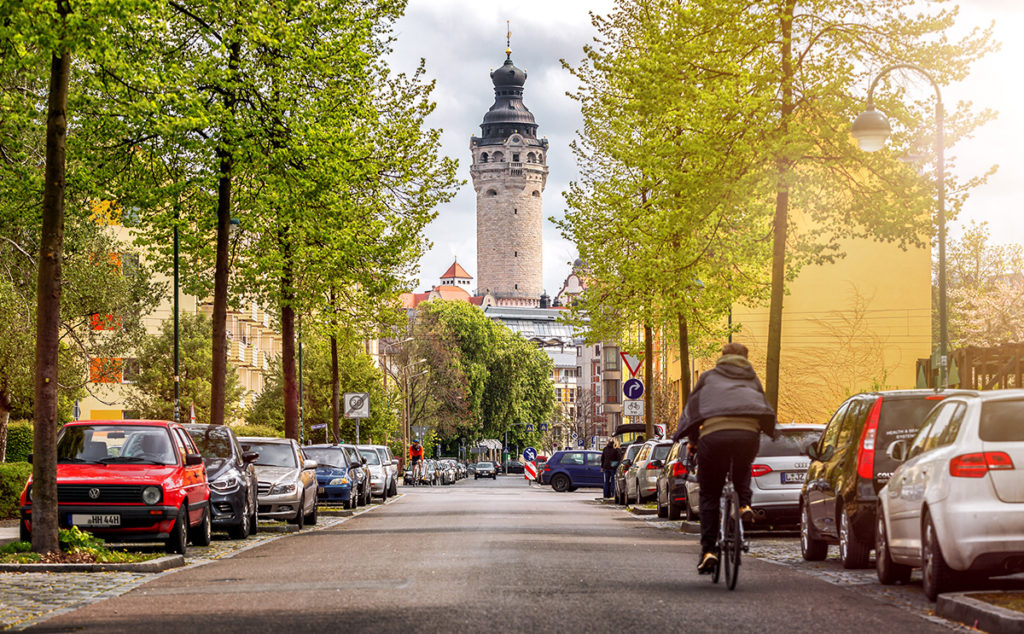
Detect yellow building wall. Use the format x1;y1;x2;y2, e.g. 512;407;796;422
680;234;931;425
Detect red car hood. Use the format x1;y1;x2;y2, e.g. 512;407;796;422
47;463;181;486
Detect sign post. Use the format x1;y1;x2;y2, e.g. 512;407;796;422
343;392;370;444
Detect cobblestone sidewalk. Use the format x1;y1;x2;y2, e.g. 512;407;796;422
0;500;396;631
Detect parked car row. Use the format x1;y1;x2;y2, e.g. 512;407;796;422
17;419;399;556
403;458;469;486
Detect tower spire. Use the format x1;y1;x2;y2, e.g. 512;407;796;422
505;20;511;59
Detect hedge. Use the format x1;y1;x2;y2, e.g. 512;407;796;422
231;424;284;439
5;420;33;463
0;462;31;519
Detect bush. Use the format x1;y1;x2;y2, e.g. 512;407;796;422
5;420;33;463
0;462;32;519
232;424;284;439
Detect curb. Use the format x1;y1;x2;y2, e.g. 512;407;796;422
0;554;185;574
319;509;354;517
628;506;657;516
937;592;1024;633
679;520;701;534
256;523;299;533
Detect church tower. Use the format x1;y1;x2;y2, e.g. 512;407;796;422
470;33;548;307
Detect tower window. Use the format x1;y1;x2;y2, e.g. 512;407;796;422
480;152;488;163
486;189;497;197
532;190;540;197
515;284;518;290
515;251;518;257
512;153;520;162
514;208;517;214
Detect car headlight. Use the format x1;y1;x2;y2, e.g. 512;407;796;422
270;483;296;495
210;476;241;493
142;486;162;505
329;478;349;486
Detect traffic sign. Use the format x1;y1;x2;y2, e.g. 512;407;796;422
570;431;578;440
623;378;644;400
623;399;644;417
576;438;585;448
524;461;537;480
620;352;643;377
539;423;548;432
310;423;327;430
523;447;537;461
525;423;534;432
654;424;666;438
411;425;429;438
343;392;370;418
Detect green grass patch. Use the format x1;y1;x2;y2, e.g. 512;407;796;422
0;527;160;564
971;592;1024;613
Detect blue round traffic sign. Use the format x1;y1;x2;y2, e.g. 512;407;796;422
623;378;644;400
523;447;537;461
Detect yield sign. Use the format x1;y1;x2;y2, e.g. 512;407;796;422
620;352;643;377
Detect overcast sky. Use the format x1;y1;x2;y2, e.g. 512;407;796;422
390;1;1024;295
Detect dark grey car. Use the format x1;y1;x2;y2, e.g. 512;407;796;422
184;424;259;539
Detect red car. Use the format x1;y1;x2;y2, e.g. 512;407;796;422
19;420;212;555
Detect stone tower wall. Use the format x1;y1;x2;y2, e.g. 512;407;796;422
471;137;547;306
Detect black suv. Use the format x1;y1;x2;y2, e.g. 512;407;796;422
655;441;691;520
800;389;972;568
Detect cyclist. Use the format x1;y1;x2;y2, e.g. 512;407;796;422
673;342;776;574
409;440;425;483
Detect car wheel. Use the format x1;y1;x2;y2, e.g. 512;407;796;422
165;504;188;555
290;494;306;529
800;501;828;561
390;479;398;496
230;504;251;540
876;509;911;585
923;513;953;601
249;493;259;535
839;506;870;569
305;495;318;526
189;502;212;547
551;474;571;493
668;500;682;521
19;518;30;542
657;489;668;518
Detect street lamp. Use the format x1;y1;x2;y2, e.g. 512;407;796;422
852;63;947;390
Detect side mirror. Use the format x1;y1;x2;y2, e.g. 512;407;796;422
887;440;908;463
185;453;203;466
621;459;632;468
391;459;399;466
242;451;259;464
303;459;318;470
806;444;819;460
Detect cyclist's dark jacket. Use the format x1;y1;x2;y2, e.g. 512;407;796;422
673;355;776;443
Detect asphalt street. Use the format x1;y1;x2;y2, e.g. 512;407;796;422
28;476;962;633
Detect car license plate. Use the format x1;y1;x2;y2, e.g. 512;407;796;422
71;514;121;527
781;472;806;484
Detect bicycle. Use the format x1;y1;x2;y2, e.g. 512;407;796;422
683;451;748;590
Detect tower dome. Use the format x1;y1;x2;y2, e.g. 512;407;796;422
478;53;538;141
490;55;526;87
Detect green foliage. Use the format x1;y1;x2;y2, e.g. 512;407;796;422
246;336;399;445
0;462;31;519
232;424;284;439
5;421;32;463
413;301;554;446
0;528;159;562
125;313;245;426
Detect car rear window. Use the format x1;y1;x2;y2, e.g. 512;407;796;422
757;429;821;458
875;395;945;475
652;444;671;461
980;400;1024;441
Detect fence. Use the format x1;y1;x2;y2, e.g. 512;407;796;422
917;343;1024;390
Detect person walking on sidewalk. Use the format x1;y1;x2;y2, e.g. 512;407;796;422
600;438;622;499
673;342;776;574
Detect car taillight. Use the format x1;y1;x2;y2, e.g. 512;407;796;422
544;466;551;472
646;462;659;470
671;462;687;477
751;464;772;478
856;398;883;480
950;452;1015;478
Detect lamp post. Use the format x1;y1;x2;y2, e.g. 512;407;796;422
852;63;947;390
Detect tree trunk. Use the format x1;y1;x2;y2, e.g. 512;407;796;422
644;324;654;439
209;41;239;429
765;1;796;412
0;399;10;463
280;238;299;440
33;45;71;555
677;313;690;410
331;334;340;444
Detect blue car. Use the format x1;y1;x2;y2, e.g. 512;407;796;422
542;450;604;492
304;445;358;509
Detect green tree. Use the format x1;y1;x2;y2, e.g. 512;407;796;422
125;313;244;426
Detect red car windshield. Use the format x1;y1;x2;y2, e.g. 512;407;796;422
57;425;178;465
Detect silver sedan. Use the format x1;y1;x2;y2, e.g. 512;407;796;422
877;390;1024;600
239;437;319;529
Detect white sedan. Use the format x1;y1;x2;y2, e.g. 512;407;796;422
876;389;1024;600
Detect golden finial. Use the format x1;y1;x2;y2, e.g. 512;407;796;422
506;20;511;58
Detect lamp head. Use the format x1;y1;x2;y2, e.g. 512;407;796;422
852;105;891;152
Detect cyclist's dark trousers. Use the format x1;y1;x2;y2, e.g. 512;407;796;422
697;430;760;554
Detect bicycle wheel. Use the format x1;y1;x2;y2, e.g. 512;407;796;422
724;490;741;590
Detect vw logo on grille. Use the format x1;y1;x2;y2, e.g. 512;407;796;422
88;488;101;499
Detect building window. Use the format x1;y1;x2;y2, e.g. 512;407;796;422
603;346;620;371
512;153;520;162
89;358;123;384
604;379;619;404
